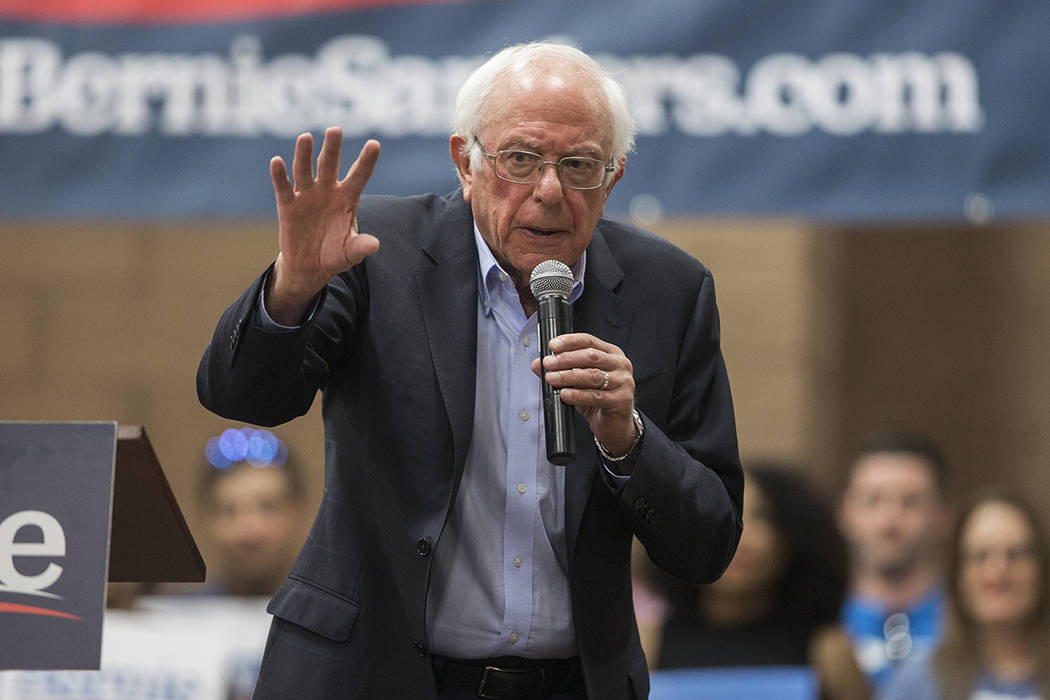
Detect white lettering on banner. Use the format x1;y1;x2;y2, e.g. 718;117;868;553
13;670;200;700
0;36;983;137
0;509;66;599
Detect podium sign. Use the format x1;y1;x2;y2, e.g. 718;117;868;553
0;422;117;670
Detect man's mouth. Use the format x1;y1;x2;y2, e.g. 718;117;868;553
524;226;562;236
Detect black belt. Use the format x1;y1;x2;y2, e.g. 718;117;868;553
431;654;584;699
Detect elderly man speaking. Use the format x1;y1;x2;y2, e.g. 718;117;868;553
198;41;743;700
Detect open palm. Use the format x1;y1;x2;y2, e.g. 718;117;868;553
268;127;381;315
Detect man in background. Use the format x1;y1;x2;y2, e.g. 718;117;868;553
197;427;309;597
838;430;951;691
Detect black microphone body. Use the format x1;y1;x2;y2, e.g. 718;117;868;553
531;261;576;465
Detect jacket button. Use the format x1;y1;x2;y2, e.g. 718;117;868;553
413;639;428;656
416;537;432;557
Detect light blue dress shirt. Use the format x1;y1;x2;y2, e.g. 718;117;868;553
425;227;585;660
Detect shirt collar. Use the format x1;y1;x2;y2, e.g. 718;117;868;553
473;224;586;315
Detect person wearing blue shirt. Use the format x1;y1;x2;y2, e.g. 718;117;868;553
838;431;952;690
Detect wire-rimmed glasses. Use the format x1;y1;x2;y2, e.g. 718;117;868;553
474;137;615;190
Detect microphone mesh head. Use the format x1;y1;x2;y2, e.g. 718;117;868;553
529;260;574;299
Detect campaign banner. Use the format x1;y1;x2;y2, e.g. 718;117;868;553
0;422;117;671
0;0;1047;220
0;597;273;700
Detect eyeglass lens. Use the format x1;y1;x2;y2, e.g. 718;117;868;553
495;151;606;189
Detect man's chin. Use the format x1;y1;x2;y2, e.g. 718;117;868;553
873;558;924;581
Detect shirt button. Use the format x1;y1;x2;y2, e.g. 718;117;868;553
522;335;531;347
517;483;527;494
519;410;530;422
513;556;523;568
498;271;508;282
508;632;520;644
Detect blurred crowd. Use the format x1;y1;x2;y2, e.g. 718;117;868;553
3;426;1047;699
635;429;1050;699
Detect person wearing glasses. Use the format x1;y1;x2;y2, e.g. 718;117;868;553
879;491;1050;699
198;41;742;700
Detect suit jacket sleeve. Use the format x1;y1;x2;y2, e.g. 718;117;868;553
196;262;366;427
616;266;743;584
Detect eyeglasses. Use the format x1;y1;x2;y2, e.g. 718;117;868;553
961;544;1037;567
474;137;615;190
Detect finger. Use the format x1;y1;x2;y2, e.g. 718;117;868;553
345;232;381;266
291;132;315;191
542;345;610;372
544;367;615;391
316;126;343;184
559;376;635;410
549;332;619;355
340;139;382;198
557;384;627;410
270;157;294;205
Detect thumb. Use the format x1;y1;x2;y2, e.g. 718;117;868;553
345;232;380;266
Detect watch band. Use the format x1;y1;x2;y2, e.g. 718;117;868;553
594;409;644;462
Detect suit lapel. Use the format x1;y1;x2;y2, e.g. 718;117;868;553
414;209;634;561
415;194;479;483
564;227;633;565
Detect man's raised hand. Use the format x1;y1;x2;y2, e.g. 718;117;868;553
266;127;381;325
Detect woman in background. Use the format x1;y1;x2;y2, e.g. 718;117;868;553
655;462;869;700
880;490;1050;699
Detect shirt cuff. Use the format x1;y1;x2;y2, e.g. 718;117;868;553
601;463;632;492
256;270;321;330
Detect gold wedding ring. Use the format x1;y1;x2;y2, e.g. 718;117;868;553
600;371;610;390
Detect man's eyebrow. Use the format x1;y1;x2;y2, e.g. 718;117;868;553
498;137;541;152
498;137;604;159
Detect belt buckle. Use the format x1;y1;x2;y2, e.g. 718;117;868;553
477;665;546;700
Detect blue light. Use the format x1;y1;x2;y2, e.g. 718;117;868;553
205;428;287;469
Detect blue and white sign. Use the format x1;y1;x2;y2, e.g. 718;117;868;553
0;422;117;670
0;0;1048;220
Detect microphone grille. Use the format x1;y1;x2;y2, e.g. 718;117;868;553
529;260;574;298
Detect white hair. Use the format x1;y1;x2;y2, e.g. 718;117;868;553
452;41;636;170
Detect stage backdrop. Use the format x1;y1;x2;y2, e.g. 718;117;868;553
0;0;1047;221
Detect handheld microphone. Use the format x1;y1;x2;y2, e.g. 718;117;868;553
530;260;576;465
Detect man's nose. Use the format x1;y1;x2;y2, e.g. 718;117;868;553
532;162;565;201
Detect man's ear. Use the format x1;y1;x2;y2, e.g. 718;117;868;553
604;156;626;199
449;134;473;202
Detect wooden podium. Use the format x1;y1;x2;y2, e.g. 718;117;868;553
110;425;205;583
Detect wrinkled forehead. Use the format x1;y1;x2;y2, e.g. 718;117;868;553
481;60;612;139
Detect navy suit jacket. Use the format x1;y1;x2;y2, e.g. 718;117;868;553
197;191;743;699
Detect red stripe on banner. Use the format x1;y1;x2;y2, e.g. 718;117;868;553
0;0;480;24
0;601;84;620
